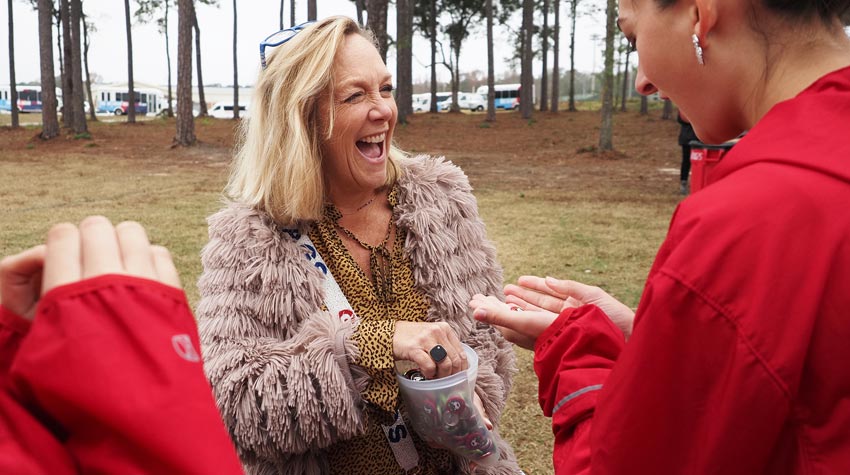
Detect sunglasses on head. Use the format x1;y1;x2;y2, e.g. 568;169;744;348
259;21;317;69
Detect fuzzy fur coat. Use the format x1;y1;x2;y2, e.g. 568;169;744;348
197;155;520;474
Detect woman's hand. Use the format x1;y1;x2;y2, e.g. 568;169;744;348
472;392;493;430
41;216;181;293
469;275;636;350
517;276;634;338
0;217;181;321
393;321;467;379
0;245;47;320
468;293;559;351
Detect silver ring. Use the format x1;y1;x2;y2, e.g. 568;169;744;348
429;344;448;363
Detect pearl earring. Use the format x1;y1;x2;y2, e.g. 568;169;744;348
692;34;705;66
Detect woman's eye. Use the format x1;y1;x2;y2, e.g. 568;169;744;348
344;92;364;103
380;85;394;95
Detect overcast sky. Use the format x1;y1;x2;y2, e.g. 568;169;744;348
1;0;610;88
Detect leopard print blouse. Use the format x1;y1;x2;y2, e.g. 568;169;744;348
308;185;456;474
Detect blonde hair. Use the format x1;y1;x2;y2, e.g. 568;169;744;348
226;16;404;225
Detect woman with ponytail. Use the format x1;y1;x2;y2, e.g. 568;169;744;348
470;1;850;473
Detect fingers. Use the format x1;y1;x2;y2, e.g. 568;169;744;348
393;321;468;380
472;392;493;430
504;294;546;312
471;303;556;351
0;245;47;319
42;222;82;293
505;280;568;314
151;246;182;289
41;217;183;295
79;216;124;279
0;245;47;286
542;276;604;302
116;221;158;280
439;325;467;379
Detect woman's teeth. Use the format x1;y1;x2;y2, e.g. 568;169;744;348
359;133;386;144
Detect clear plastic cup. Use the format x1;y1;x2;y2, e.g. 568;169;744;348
395;343;499;466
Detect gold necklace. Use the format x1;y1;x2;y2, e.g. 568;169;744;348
334;215;396;305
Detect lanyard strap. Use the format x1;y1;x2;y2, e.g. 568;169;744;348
283;228;420;471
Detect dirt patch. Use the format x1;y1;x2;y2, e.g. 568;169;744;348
1;110;683;193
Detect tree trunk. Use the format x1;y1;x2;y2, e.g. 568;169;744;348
175;0;195;145
307;0;316;21
662;98;673;120
485;0;495;122
367;0;389;62
232;0;239;119
7;0;19;128
568;0;577;111
551;0;560;112
61;0;73;126
355;0;365;27
70;0;87;133
620;47;630;112
539;0;549;112
165;0;174;118
290;0;295;26
193;9;207;117
640;94;648;115
396;0;413;124
38;0;59;139
520;0;533;119
598;0;616;151
450;47;460;113
124;0;136;122
82;11;96;122
429;0;437;113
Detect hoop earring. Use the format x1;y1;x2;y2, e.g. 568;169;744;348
692;34;705;66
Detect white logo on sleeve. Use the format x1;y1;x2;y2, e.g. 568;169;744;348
171;334;201;362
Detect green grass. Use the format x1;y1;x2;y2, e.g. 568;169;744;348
1;111;681;474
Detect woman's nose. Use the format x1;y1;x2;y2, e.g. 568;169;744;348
634;67;658;96
369;97;393;121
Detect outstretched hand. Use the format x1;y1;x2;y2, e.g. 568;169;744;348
0;216;182;321
507;276;635;338
468;275;636;351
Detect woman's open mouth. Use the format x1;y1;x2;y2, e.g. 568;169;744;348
356;132;386;161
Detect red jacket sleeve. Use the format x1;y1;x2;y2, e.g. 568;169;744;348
533;304;625;475
7;275;244;475
586;272;790;475
0;306;31;379
535;273;791;475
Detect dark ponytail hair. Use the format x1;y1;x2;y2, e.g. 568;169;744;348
763;0;850;22
654;0;850;23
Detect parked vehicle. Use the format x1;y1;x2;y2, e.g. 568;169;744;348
95;92;149;115
0;85;45;113
413;93;429;112
476;84;528;110
93;86;165;116
441;92;487;112
209;102;248;119
413;92;451;113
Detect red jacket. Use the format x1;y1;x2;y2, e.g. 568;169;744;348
535;65;850;475
0;275;244;475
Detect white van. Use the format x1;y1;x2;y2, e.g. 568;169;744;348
209;102;248;119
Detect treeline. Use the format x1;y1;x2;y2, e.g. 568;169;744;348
6;0;647;150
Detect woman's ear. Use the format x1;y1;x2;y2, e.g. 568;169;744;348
694;0;719;41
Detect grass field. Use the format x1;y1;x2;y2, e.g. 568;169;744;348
0;108;683;473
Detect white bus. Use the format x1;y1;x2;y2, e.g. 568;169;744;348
475;83;534;110
92;85;166;116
